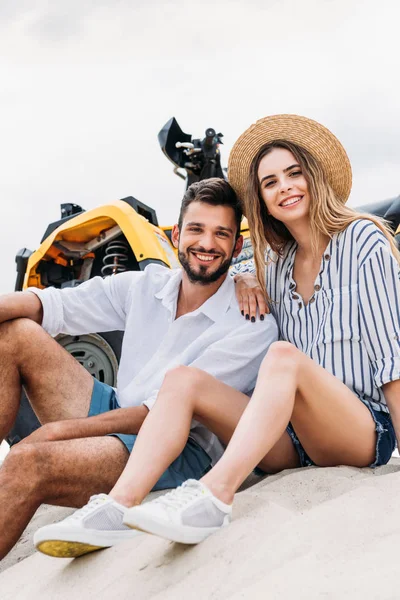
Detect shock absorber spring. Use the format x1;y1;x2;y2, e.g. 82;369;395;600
101;240;130;276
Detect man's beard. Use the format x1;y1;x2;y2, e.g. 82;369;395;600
178;248;234;285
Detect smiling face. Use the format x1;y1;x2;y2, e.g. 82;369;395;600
257;147;310;226
172;201;243;285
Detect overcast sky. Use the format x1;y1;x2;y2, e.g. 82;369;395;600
1;0;400;294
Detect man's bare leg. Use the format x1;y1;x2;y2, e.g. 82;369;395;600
0;318;94;442
0;436;128;559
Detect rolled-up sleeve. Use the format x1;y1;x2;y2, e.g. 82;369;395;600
358;244;400;388
229;258;256;277
142;391;158;411
28;271;142;337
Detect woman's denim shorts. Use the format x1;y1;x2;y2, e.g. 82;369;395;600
287;402;396;468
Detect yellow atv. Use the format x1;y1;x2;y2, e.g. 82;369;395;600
9;119;252;444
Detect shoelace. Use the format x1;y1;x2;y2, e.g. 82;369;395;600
65;494;109;522
154;482;205;510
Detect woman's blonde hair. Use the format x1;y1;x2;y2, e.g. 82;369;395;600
245;140;400;294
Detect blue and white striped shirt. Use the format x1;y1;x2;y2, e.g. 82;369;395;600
232;219;400;412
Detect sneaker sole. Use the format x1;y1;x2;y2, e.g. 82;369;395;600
34;527;141;558
124;511;230;544
36;540;103;558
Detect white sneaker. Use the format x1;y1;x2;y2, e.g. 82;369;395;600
34;494;141;558
123;479;232;544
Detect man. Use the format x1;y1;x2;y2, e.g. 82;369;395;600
0;178;277;560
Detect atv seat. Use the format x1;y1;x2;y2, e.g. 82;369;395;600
357;195;400;233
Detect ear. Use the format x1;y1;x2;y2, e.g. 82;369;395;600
171;224;180;249
232;235;243;258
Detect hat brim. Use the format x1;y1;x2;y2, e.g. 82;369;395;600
228;114;352;206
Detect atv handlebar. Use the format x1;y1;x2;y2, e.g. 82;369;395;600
175;142;194;149
204;128;217;147
158;117;225;187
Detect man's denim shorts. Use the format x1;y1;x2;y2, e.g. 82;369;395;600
287;401;396;468
88;378;212;490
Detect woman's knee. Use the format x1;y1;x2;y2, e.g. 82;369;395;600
261;341;301;373
162;366;208;396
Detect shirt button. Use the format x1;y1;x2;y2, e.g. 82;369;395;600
298;302;302;309
324;254;331;260
309;297;315;304
292;294;299;299
314;284;321;291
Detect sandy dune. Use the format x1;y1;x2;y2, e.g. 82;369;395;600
1;461;399;599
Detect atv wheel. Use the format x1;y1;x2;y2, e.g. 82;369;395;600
57;333;119;386
6;331;123;445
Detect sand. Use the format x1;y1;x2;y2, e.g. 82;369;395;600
1;461;400;599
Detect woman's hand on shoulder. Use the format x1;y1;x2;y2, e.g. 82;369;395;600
233;273;268;321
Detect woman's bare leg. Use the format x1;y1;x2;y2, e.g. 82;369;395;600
201;341;377;504
110;365;299;506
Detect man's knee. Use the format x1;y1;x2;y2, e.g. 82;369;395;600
0;318;43;356
3;442;51;498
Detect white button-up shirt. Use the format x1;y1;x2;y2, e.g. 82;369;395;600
29;264;278;463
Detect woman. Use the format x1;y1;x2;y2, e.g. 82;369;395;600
119;115;400;543
39;115;400;549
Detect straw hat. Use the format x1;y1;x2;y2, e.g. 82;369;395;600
228;114;352;206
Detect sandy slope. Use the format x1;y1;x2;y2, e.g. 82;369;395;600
0;505;74;575
1;461;399;599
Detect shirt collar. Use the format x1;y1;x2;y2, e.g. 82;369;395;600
195;273;235;322
154;268;234;322
285;237;335;284
154;268;182;311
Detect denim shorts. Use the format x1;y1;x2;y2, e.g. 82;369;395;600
287;401;396;468
88;379;212;490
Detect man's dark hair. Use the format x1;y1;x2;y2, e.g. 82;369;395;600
178;178;242;238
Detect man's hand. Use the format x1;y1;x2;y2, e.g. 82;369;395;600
18;421;68;445
233;273;268;321
18;405;150;445
0;291;43;325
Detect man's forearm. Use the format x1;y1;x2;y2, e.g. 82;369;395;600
39;405;150;442
383;379;400;445
0;291;43;325
80;405;149;436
